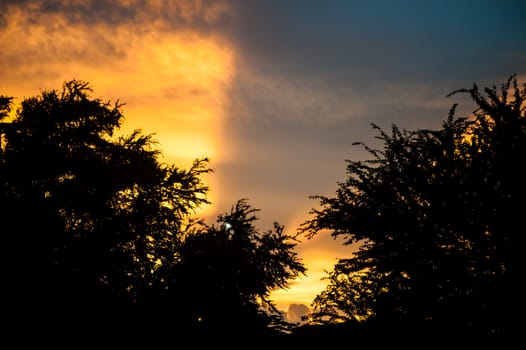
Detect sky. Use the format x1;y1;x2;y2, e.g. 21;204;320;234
1;0;525;322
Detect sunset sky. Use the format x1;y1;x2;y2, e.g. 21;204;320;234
1;0;525;320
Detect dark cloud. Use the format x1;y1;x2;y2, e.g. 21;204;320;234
1;0;133;26
40;0;135;24
1;0;233;32
226;0;526;84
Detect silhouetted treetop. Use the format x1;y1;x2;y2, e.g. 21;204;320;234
300;75;524;338
1;79;211;330
1;80;305;342
157;198;307;337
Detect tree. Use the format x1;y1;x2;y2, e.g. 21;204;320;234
151;199;307;338
300;75;524;337
0;80;211;332
1;80;306;342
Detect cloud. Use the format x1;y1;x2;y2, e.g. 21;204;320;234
0;0;235;150
226;0;526;83
1;0;232;29
0;0;237;219
287;303;310;324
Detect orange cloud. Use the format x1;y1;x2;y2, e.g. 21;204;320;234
0;2;235;219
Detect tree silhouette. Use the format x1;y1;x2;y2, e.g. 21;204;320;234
0;80;211;334
149;199;306;339
1;80;306;344
300;75;524;338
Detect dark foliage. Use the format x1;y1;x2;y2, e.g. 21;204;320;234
1;80;210;329
159;199;306;338
0;80;305;343
300;75;524;339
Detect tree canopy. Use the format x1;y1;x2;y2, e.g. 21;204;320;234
166;199;306;337
300;75;524;338
0;80;305;342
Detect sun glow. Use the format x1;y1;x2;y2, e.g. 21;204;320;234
0;6;235;218
109;30;236;167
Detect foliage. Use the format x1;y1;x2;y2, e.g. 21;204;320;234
0;80;210;326
157;199;307;336
0;80;306;338
300;75;525;336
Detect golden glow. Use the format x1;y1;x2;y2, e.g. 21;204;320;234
0;4;235;218
270;210;358;315
272;256;338;310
